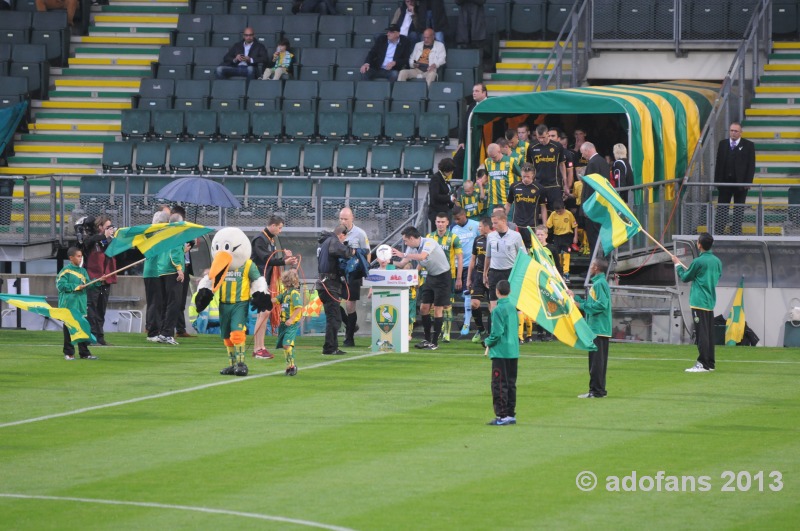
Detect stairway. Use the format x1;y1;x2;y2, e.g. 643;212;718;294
1;0;186;202
741;41;800;236
484;41;568;97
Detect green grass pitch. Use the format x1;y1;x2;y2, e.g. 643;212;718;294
1;331;798;530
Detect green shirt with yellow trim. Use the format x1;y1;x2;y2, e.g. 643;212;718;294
219;259;261;304
278;287;303;323
484;155;520;207
426;230;463;279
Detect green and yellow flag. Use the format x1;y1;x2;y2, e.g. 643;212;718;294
106;221;213;258
581;173;642;252
508;252;597;351
0;293;95;344
725;277;746;346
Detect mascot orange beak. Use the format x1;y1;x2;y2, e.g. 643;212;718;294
209;250;233;292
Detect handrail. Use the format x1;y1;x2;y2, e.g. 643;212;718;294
533;0;591;92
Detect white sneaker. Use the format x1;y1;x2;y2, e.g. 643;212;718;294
157;335;180;345
685;362;709;373
146;336;160;342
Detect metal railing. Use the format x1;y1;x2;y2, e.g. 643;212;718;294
0;176;63;245
533;0;592;92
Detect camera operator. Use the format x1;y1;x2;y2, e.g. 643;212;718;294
317;224;353;355
83;215;117;346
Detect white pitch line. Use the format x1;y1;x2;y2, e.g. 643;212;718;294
0;494;356;531
0;350;386;430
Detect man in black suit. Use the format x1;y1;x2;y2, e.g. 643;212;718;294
215;27;269;80
359;23;413;82
580;141;610;257
714;121;756;236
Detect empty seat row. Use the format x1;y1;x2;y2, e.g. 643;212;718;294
0;11;70;65
193;0;392;17
102;141;438;177
0;44;49;100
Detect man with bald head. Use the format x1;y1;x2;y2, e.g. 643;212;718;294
483;142;521;215
397;28;446;87
339;207;371;348
215;27;269;80
580;141;610;257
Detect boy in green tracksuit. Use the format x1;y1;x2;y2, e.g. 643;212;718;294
484;279;519;426
573;258;612;398
673;232;722;372
57;247;96;360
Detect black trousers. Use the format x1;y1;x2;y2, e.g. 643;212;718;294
144;277;163;338
589;336;609;397
693;308;715;370
491;357;518;418
715;186;748;236
86;283;110;342
319;281;342;353
176;273;190;334
63;324;90;357
160;274;183;337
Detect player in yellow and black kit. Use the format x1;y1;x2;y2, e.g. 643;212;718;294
484;143;521;213
275;269;303;376
546;201;579;283
426;212;463;342
527;123;568;225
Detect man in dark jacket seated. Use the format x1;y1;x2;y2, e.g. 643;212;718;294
359;23;414;82
215;27;269;80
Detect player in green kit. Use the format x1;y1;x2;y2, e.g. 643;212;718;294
275;269;303;376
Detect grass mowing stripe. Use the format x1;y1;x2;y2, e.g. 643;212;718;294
0;494;356;531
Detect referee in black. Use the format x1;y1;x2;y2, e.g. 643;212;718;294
527;124;568;226
507;163;542;249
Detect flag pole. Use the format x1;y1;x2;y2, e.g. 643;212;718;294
639;227;686;268
82;258;146;288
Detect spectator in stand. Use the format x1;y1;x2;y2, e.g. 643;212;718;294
83;215;117;346
360;24;414;82
455;0;486;49
392;0;426;43
611;143;633;204
428;158;457;232
215;27;269;80
454;83;488;181
36;0;78;27
398;28;446;87
714;121;756;236
420;0;448;43
261;39;294;81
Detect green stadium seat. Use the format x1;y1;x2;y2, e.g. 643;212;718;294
283;111;316;142
184;110;218;141
336;144;369;175
121;109;151;140
302;143;335;175
370;144;403;176
235;142;268;174
384;112;417;144
175;13;213;47
102;142;134;174
168;142;202;174
418;113;450;147
152;109;185;141
154;46;194;79
318;111;350;143
351;112;383;143
173;79;211;110
269;143;302;175
202;142;235;173
403;145;436;176
135;143;168;174
218;110;250;141
250;110;283;142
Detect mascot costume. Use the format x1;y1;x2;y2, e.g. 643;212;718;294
195;227;272;376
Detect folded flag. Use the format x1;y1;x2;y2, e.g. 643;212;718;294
302;290;323;318
581;173;642;252
106;221;213;258
508;252;597;351
0;293;95;344
725;277;746;346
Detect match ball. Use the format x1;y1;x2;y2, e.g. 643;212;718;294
376;244;393;263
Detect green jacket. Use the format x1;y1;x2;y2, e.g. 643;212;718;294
575;273;612;337
142;254;161;278
56;263;89;315
676;250;722;311
485;297;520;359
157;245;184;276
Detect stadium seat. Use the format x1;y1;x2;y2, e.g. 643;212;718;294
0;77;28;108
546;0;574;37
320;179;347;220
336;143;369;175
283;111;316;142
618;1;656;37
683;0;728;39
383;180;415;220
370;144;403;176
370;1;396;17
335;48;368;80
136;78;175;110
152;109;185;140
154;47;194;79
146;175;172;195
390;82;428;127
384;112;417;143
351;112;383;142
184;110;218;140
337;1;367;16
484;0;511;36
135;142;168;174
10;44;48;100
79;176;114;217
772;2;798;36
235;142;268;174
175;13;213;47
263;0;294;16
173;79;211;110
728;0;757;38
282;13;319;48
246;80;283;111
211;14;249;47
0;44;10;77
427;81;463;135
229;0;262;15
592;0;618;37
168;142;202;174
194;0;227;15
511;0;546;39
354;81;391;114
0;11;32;45
317;111;350;142
203;142;235;173
248;14;285;43
280;179;315;219
318;80;355;113
30;11;69;66
210;79;247;110
251;110;283;142
418;112;450;147
120;109;151;140
192;46;228;80
102;142;134;173
269;143;302;174
303;143;335;175
283;80;319;112
654;0;677;38
218;110;250;141
353;15;390;48
318;15;353;48
298;48;336;81
246;178;280;218
403;145;435;176
349;180;381;218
